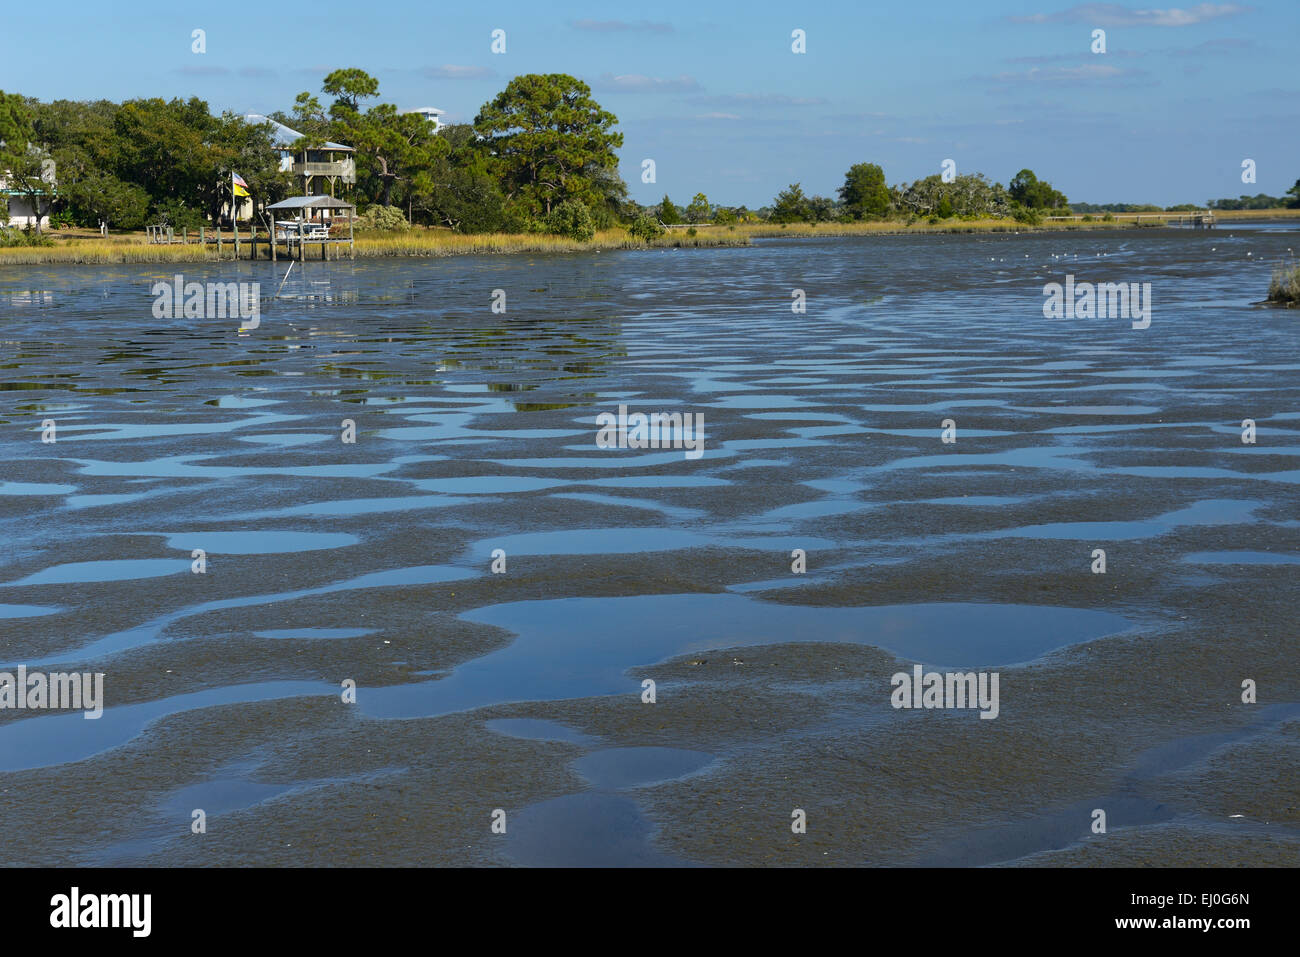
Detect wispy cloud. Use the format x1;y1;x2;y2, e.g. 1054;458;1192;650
827;111;896;123
238;66;276;78
594;73;700;93
984;63;1153;86
1006;50;1142;64
1010;3;1252;27
692;92;828;107
175;64;230;77
421;64;494;79
572;19;674;33
1166;36;1256;55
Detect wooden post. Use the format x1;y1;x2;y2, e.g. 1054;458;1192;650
349;210;354;260
250;221;257;260
234;218;241;259
217;225;223;256
182;227;187;245
167;226;173;244
200;225;205;246
270;220;276;262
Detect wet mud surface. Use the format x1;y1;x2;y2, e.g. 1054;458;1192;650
0;228;1296;865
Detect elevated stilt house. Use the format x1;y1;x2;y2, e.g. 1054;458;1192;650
229;113;357;223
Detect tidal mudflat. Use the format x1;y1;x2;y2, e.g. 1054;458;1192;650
0;227;1296;866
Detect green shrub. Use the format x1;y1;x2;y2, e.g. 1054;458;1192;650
1103;212;1115;222
1012;205;1042;225
0;227;54;247
627;215;665;242
686;226;697;237
545;200;595;241
152;198;207;230
1268;262;1300;305
356;205;410;231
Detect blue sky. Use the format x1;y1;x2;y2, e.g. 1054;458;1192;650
3;0;1296;207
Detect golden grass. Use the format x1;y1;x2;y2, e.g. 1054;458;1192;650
1267;262;1300;306
724;219;1037;237
722;217;1167;238
0;226;749;264
2;208;1294;265
699;207;1300;238
1213;207;1300;220
352;227;749;258
0;241;218;265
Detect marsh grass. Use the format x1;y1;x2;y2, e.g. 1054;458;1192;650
0;240;217;264
3;208;1296;265
1214;207;1300;221
1267;261;1300;306
353;227;748;257
0;226;750;264
728;218;1163;238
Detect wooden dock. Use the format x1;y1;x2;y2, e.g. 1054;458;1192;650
1044;211;1216;228
143;196;357;260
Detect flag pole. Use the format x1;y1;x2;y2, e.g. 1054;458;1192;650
231;170;241;260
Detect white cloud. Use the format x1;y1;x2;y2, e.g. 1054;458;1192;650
1010;3;1251;27
572;19;674;33
985;63;1152;86
421;65;494;79
595;73;700;93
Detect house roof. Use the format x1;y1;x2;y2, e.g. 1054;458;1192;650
405;106;445;115
244;113;354;153
265;195;356;211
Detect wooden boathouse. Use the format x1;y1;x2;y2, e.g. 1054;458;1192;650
264;196;356;260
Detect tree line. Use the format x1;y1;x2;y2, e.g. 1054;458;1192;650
3;71;1297;242
0;70;633;239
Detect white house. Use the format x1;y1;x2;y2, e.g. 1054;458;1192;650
243;113;355;192
224;114;357;223
402;107;446;132
0;186;50;228
0;153;56;229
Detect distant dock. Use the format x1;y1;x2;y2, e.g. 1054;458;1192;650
1045;211;1216;228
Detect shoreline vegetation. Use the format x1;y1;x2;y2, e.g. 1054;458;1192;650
0;209;1296;266
1268;261;1300;306
5;69;1300;269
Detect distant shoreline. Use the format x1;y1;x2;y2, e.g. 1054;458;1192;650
2;209;1296;266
